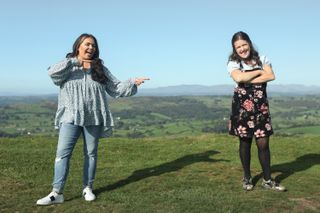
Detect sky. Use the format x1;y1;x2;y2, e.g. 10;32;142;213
0;0;319;95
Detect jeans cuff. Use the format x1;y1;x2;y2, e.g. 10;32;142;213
52;187;63;194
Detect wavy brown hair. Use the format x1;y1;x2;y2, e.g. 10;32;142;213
66;33;107;84
228;31;262;67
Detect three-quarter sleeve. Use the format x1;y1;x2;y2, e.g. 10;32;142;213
48;57;80;86
103;66;137;98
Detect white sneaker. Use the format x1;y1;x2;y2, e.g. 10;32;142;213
83;187;96;201
36;191;64;205
261;179;286;192
242;177;254;191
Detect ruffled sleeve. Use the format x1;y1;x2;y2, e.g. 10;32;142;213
48;57;80;86
103;66;137;98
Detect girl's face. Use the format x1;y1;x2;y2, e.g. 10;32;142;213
234;39;250;59
77;37;96;60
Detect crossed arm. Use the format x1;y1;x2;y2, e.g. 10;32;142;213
230;64;275;84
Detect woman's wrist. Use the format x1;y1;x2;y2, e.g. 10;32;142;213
259;70;265;75
70;57;81;66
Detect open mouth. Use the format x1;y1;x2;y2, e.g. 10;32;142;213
241;51;249;58
85;51;94;58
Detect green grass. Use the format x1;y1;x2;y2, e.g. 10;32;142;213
1;134;320;212
278;125;320;135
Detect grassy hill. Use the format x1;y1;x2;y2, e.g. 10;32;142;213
0;95;319;137
1;134;319;212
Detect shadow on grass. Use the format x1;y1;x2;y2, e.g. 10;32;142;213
95;150;228;195
252;153;320;185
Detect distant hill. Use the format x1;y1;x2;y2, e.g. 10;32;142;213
138;84;320;96
138;85;232;96
1;84;320;97
0;94;57;106
267;84;320;96
0;95;319;137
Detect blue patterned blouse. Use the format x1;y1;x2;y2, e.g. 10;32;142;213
48;57;137;137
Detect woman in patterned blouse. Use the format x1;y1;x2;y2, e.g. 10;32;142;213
37;33;149;205
227;31;286;192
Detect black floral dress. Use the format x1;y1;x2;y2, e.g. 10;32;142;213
228;68;273;138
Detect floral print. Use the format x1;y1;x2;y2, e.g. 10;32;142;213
254;90;263;98
265;123;272;131
242;100;254;112
259;103;269;114
229;69;273;138
247;121;254;128
254;129;266;138
237;125;248;138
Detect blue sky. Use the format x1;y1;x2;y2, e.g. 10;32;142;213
1;0;319;95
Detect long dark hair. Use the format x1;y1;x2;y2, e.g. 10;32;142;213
228;31;262;66
66;33;107;84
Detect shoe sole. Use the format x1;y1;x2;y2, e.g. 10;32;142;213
83;196;96;202
36;201;64;206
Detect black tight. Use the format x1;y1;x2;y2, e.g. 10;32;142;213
239;137;271;180
256;137;271;180
239;138;252;179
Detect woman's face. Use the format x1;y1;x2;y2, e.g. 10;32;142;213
77;37;97;60
234;39;250;59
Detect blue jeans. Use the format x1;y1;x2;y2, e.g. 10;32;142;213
52;123;102;193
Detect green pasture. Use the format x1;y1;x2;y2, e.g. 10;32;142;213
1;134;319;212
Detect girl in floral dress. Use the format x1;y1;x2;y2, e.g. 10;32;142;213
227;31;286;191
